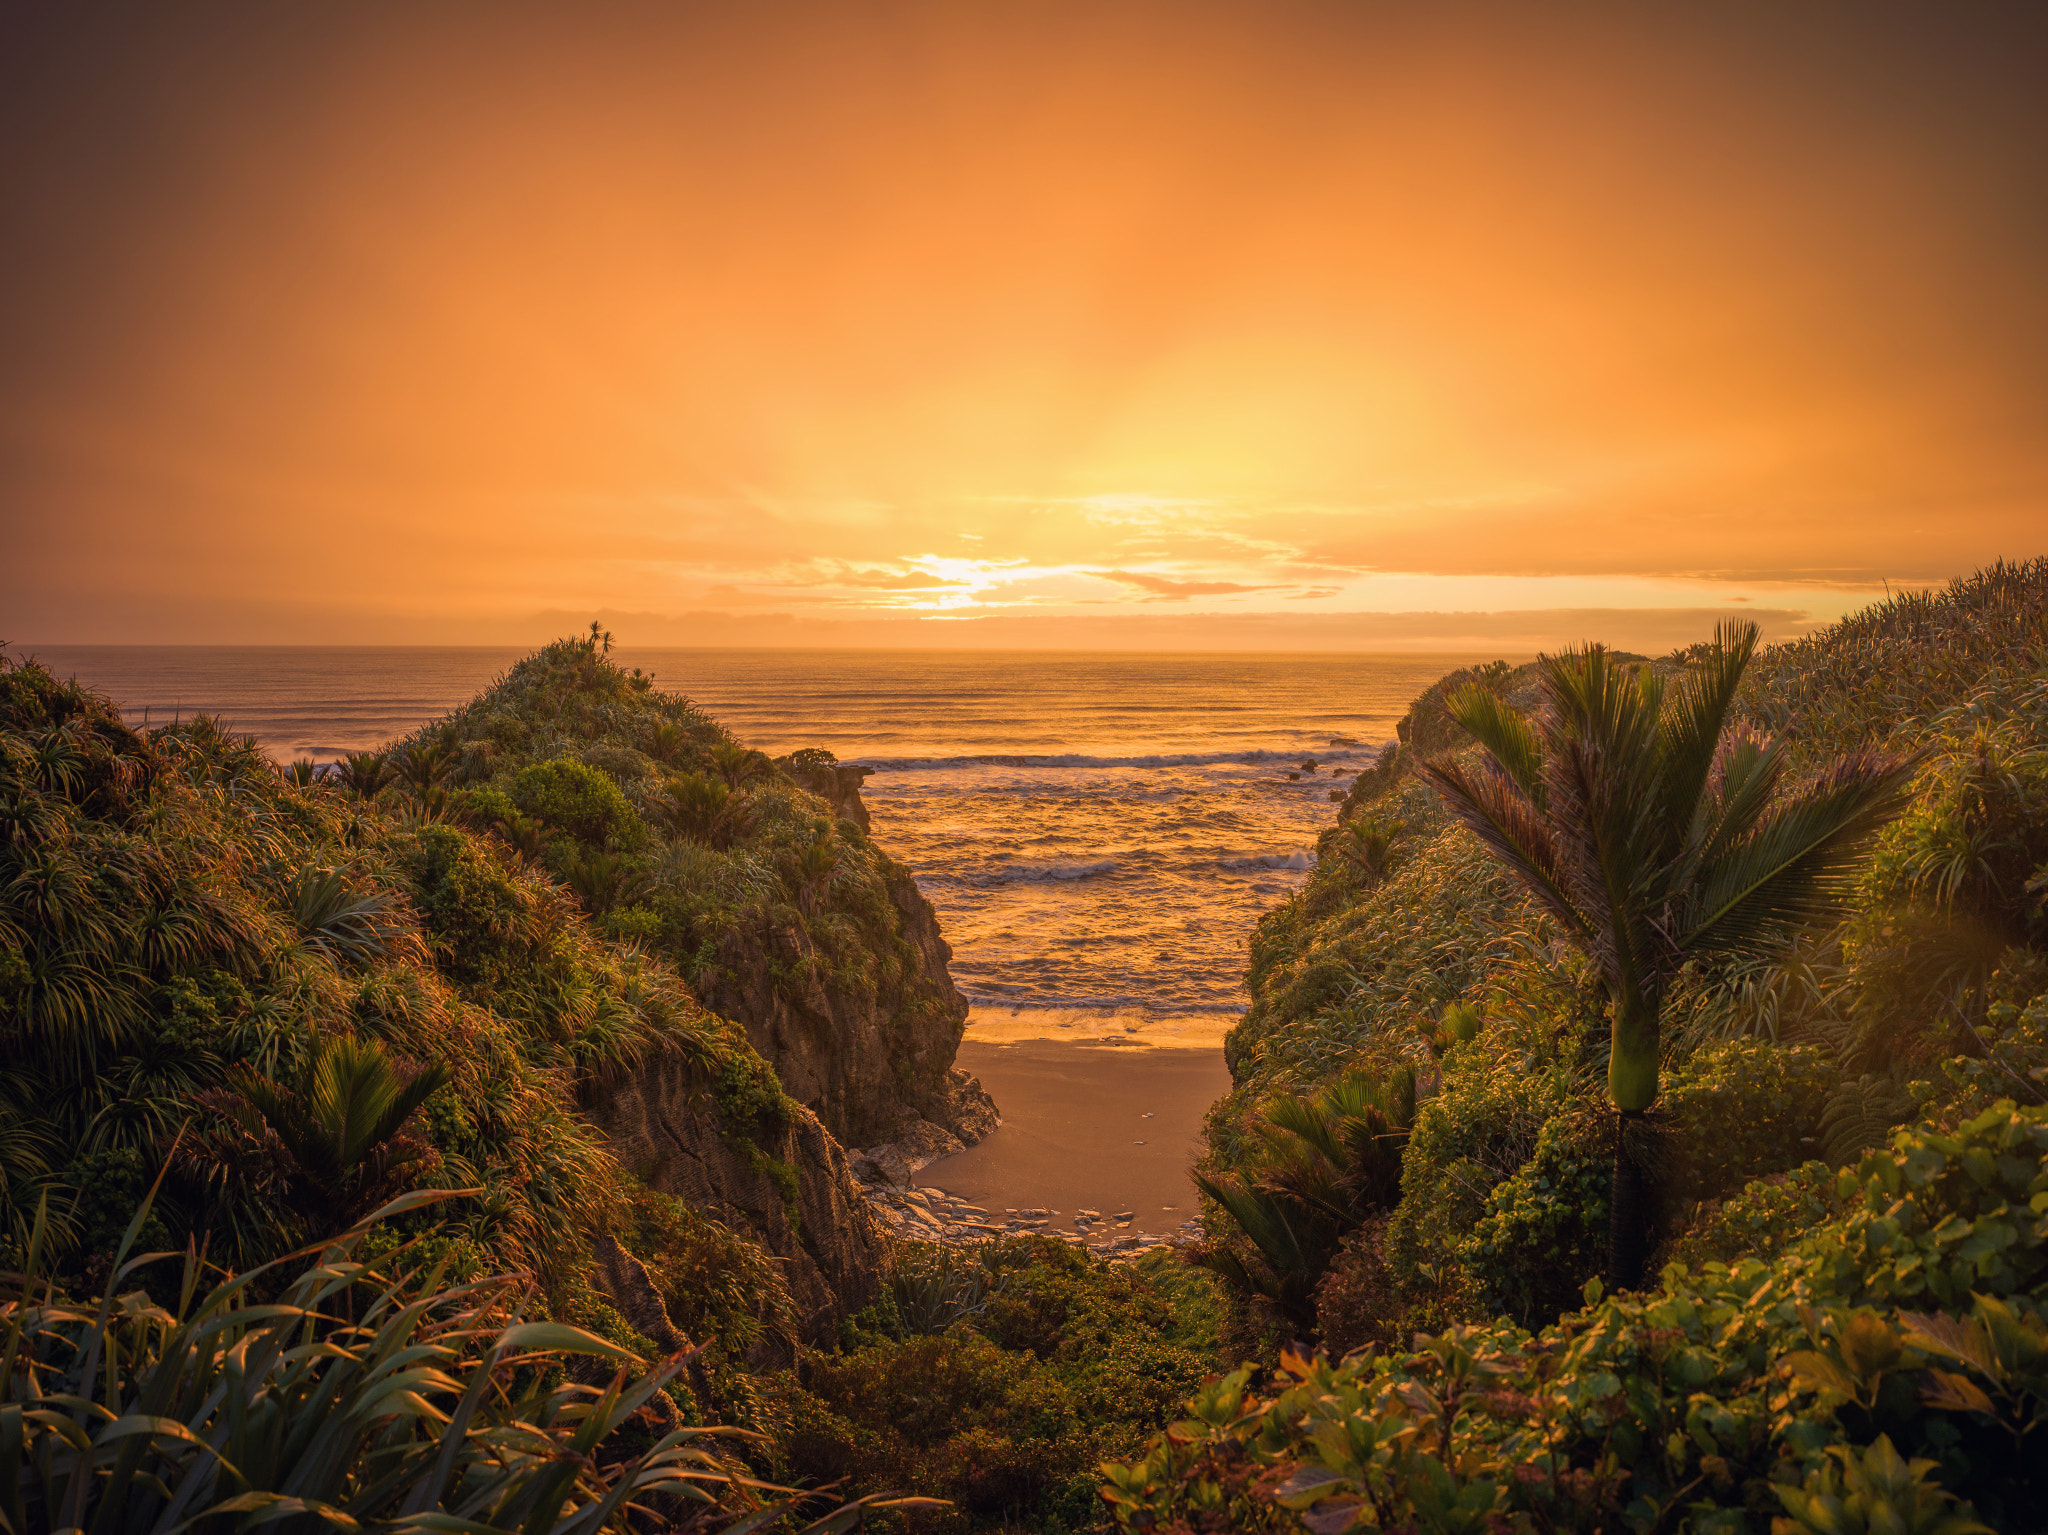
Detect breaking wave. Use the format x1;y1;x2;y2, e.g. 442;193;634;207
851;747;1353;772
1220;850;1316;871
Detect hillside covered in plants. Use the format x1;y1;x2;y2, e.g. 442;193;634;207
380;631;994;1156
1122;558;2048;1531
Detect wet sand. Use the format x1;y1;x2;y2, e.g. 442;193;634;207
919;1036;1234;1239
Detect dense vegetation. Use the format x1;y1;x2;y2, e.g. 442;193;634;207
0;646;776;1288
777;1238;1228;1532
0;634;886;1525
380;628;964;1139
7;558;2046;1532
0;631;1231;1532
1123;558;2048;1530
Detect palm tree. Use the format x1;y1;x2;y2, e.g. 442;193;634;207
1333;815;1403;881
493;810;548;862
1192;1066;1415;1334
228;1035;450;1225
1418;620;1915;1287
642;720;690;766
398;741;455;796
708;741;765;789
334;752;394;799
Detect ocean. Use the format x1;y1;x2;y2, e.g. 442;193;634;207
27;646;1470;1025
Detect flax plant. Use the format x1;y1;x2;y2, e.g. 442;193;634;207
0;1182;939;1533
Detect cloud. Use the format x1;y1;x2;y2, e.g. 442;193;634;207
805;566;975;590
1099;569;1283;597
5;4;2044;641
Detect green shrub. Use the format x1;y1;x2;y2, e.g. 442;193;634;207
511;757;644;847
1383;1040;1581;1301
1662;1161;1839;1272
612;1180;799;1428
714;1050;794;1140
785;1238;1221;1533
397;824;537;980
1661;1038;1834;1204
1462;1107;1609;1325
1106;1104;2048;1532
449;783;519;829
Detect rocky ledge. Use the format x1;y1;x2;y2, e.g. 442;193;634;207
853;1178;1203;1258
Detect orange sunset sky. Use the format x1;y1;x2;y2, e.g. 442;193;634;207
4;2;2045;649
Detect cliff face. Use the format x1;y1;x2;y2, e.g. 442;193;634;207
581;1056;892;1348
787;760;875;832
710;767;998;1156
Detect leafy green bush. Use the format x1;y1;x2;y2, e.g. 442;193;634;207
784;1237;1222;1533
1660;1161;1840;1273
1661;1038;1834;1204
1383;1038;1583;1307
1105;1104;2048;1532
1461;1107;1610;1325
512;757;645;847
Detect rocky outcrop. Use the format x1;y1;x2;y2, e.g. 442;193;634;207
786;760;876;833
580;1056;892;1346
847;1067;1002;1187
700;770;998;1153
928;1064;1001;1142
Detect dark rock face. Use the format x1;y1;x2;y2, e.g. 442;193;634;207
699;772;998;1152
695;868;991;1149
786;761;875;832
582;1057;891;1345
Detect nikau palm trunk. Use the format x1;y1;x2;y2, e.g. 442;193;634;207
1608;995;1657;1287
1608;991;1659;1113
1610;1109;1648;1290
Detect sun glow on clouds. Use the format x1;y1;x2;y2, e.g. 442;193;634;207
2;3;2044;644
679;538;1887;632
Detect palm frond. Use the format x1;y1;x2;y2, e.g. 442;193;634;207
1695;724;1788;863
1418;756;1587;943
1683;751;1918;954
1657;618;1758;846
1818;1074;1916;1168
1190;1170;1327;1326
1444;685;1543;797
1541;733;1663;998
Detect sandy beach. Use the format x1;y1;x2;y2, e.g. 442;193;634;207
918;1030;1234;1240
